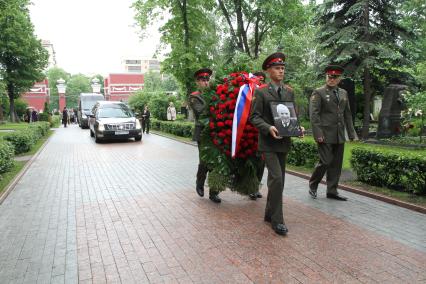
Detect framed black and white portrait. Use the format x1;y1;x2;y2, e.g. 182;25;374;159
270;101;302;137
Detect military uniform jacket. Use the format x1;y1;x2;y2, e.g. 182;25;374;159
188;91;206;141
250;83;294;153
309;85;356;144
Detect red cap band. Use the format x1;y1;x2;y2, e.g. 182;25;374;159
268;58;284;66
326;70;342;75
197;72;210;78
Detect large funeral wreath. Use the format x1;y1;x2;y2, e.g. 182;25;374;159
199;72;262;195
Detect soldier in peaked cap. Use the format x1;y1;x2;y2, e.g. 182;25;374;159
189;68;222;203
250;52;303;236
308;64;357;201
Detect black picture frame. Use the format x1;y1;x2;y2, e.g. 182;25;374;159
270;101;302;137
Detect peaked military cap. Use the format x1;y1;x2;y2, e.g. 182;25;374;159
194;68;212;79
262;52;286;70
325;65;344;76
253;71;266;78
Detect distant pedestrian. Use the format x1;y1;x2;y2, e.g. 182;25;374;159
142;106;150;134
167;102;177;121
31;110;38;122
62;107;68;128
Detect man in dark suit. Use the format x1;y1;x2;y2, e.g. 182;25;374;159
274;104;301;137
250;52;300;236
189;68;221;203
309;65;357;201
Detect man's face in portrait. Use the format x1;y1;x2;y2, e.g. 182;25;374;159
326;74;341;87
277;104;290;125
267;66;285;83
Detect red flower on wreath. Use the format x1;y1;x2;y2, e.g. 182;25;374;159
208;72;259;158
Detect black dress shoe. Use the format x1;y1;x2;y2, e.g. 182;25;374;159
209;194;221;203
264;216;271;222
249;193;257;200
309;188;317;199
272;223;288;235
326;193;347;201
256;192;262;198
196;185;204;197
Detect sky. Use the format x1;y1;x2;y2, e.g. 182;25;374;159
29;0;161;76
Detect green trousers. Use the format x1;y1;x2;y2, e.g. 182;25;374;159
309;143;345;195
263;152;288;227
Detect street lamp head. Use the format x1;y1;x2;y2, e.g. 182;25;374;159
56;78;66;94
91;77;101;93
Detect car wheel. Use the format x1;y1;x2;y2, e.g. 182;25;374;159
135;136;142;142
94;132;101;143
90;129;94;137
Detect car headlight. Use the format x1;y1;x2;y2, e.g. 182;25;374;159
135;119;141;129
98;122;105;131
82;114;87;119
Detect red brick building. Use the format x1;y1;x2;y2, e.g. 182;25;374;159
21;79;50;112
104;73;144;102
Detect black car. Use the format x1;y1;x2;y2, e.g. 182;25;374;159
88;101;142;143
78;93;105;128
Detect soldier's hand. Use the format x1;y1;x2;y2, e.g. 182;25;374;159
269;126;283;139
317;137;325;143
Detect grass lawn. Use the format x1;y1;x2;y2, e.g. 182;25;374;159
16;130;53;157
0;161;25;196
0;122;32;130
150;130;194;144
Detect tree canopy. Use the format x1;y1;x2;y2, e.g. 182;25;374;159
0;0;48;121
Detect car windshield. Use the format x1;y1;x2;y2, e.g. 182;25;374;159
98;105;133;118
81;96;103;110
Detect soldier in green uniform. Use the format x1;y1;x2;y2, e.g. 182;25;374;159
189;68;221;203
250;53;299;236
309;65;357;201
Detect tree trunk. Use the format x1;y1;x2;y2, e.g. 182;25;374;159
177;0;191;96
7;84;19;122
234;0;250;57
361;68;372;139
218;0;243;51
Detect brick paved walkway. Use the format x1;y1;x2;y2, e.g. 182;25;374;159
0;125;425;283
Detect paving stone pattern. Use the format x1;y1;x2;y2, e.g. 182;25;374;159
0;125;425;283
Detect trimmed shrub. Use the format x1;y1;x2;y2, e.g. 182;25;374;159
351;148;426;194
51;115;60;128
0;141;14;174
151;118;194;138
3;122;50;154
4;131;34;154
287;139;318;167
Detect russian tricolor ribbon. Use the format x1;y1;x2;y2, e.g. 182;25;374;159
231;74;257;158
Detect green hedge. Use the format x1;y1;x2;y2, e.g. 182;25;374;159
0;141;14;175
3;122;50;154
151;118;194;138
351;148;426;194
287;139;318;167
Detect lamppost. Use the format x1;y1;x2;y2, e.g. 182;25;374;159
91;77;101;93
57;78;67;111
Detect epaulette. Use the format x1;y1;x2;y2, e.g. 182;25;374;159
284;84;293;92
190;91;201;96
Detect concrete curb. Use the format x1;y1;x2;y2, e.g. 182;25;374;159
287;170;426;214
0;134;52;205
153;131;426;215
